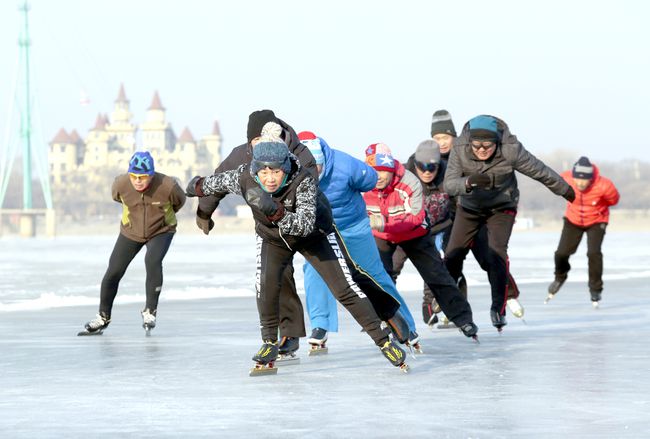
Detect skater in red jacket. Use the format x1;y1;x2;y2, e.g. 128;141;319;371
546;156;620;307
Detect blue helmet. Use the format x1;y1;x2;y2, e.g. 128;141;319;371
128;151;155;175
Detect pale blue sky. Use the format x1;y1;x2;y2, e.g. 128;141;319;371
1;0;648;163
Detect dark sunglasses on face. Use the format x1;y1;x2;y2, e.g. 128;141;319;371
471;141;496;151
415;161;438;173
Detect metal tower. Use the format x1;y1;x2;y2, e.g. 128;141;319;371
0;1;54;236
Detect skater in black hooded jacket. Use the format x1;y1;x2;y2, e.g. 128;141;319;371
194;110;313;356
186;129;408;370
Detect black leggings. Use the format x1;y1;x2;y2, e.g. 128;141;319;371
377;233;474;327
445;207;516;315
99;232;174;316
554;218;607;293
256;231;389;346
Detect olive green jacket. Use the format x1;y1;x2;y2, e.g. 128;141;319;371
112;172;186;242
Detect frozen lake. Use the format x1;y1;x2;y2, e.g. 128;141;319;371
1;231;649;437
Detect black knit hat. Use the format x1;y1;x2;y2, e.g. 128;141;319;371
430;109;457;137
572;156;594;179
247;110;278;143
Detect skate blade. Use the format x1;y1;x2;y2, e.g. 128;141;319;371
472;335;480;344
437;323;457;329
399;363;409;373
544;294;554;304
249;364;278;376
276;354;300;365
592;301;600;309
144;327;152;337
411;343;424;354
308;346;328;356
77;329;103;336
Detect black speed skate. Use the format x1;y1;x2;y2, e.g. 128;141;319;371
545;276;567;304
459;322;479;342
422;301;439;329
250;340;279;376
380;340;409;373
77;312;110;336
490;310;507;333
276;336;300;365
308;328;328;356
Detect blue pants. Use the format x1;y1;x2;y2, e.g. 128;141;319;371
303;218;417;332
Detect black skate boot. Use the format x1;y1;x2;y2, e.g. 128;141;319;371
380;340;408;372
141;308;156;335
277;336;300;365
308;328;328;356
386;310;409;344
459;322;479;342
545;276;567;304
422;301;439;328
78;312;110;336
490;310;507;333
590;290;602;309
250;340;279;376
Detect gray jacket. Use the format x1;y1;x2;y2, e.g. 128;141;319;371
443;116;570;212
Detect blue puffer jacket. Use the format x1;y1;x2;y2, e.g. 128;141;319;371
318;137;378;229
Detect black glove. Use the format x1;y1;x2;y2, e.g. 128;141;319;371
466;173;491;190
563;186;576;203
196;209;214;235
186;176;205;197
245;187;283;220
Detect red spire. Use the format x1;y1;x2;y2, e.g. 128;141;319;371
211;120;221;136
92;113;107;130
148;91;165;110
178;127;195;143
115;83;128;103
50;127;71;144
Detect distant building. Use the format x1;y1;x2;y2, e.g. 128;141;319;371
48;84;222;186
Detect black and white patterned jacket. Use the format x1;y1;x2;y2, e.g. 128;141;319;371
201;155;333;248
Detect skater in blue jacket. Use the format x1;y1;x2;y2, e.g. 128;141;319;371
298;132;420;351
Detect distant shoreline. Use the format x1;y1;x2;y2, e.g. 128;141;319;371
1;209;648;237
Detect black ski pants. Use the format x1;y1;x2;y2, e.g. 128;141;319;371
554;218;607;293
277;261;306;338
256;230;391;346
376;232;474;327
444;206;516;315
99;232;174;316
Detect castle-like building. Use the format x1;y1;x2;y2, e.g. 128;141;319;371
48;84;222;186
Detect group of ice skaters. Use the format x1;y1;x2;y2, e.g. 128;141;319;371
78;109;620;376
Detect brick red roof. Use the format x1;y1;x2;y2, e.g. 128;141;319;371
50;127;71;144
178;127;195;143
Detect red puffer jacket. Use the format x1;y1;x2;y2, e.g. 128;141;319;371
562;164;619;227
363;161;428;243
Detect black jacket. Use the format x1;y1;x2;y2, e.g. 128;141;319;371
198;117;317;216
200;155;332;249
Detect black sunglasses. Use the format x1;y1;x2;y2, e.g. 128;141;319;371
415;161;438;173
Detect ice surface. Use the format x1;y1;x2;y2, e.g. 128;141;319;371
1;232;649;437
